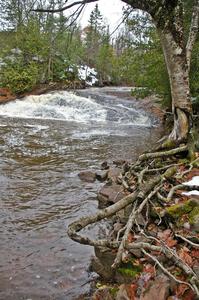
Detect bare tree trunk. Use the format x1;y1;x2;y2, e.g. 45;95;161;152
159;31;192;143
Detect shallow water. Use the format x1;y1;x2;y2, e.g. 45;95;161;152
0;87;162;299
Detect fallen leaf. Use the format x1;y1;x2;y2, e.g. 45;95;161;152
128;233;134;243
191;249;199;258
178;247;193;267
183;288;196;300
175;283;189;298
128;283;137;300
143;264;156;278
166;237;178;247
157;229;177;248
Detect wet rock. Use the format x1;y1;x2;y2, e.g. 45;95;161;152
97;183;125;208
78;170;96;183
108;167;122;183
113;159;126;166
92;247;137;284
101;161;109;170
91;250;116;281
140;275;170;300
95;170;108;182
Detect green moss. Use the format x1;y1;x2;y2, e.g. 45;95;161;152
109;287;119;297
161;139;177;150
189;206;199;224
118;261;142;278
163;166;177;179
166;200;198;219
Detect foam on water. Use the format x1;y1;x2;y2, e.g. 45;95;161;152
0;90;152;126
0;91;107;123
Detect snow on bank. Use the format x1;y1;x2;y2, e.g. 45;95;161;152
182;176;199;196
77;65;98;86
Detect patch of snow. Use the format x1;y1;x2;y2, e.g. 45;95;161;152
182;176;199;186
182;190;199;196
182;176;199;197
77;65;98;86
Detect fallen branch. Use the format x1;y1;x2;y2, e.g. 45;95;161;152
112;183;163;268
175;234;199;249
139;145;188;161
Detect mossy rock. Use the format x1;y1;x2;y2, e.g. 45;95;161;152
166;199;199;230
166;199;198;218
189;206;199;232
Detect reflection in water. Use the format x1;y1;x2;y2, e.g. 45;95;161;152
0;88;162;299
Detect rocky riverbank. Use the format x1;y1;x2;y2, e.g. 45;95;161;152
76;150;199;300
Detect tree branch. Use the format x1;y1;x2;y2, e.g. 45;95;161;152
186;0;199;71
33;0;98;13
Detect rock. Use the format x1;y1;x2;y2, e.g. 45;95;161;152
108;167;122;183
97;183;125;208
95;170;108;181
101;161;109;170
140;275;170;300
91;250;116;281
116;204;134;224
113;159;126;166
78;170;96;183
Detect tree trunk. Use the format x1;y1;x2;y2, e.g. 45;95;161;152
159;31;192;143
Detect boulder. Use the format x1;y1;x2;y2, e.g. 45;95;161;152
78;170;96;183
140;275;170;300
97;183;125;208
95;170;108;181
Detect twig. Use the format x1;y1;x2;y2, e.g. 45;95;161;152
175;234;199;249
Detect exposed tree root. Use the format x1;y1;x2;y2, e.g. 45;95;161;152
67;144;199;298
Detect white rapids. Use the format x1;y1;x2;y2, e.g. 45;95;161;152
0;89;153;127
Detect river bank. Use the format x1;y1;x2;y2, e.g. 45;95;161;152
75;143;199;300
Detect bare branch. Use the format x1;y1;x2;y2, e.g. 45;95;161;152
186;0;199;71
33;0;98;13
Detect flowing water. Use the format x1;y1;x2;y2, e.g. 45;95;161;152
0;87;162;300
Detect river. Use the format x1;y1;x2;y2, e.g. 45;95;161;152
0;87;162;299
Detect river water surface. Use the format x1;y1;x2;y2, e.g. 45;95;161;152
0;87;162;300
